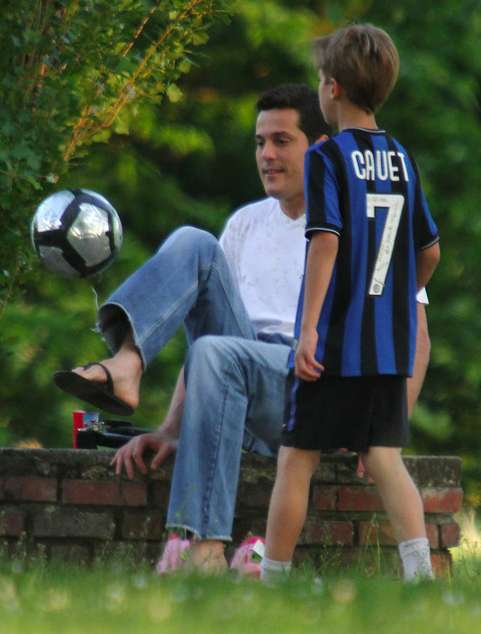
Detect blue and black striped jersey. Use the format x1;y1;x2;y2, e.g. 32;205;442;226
294;128;439;377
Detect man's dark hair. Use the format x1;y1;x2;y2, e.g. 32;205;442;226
256;83;329;143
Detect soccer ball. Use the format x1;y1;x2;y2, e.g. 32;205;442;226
31;189;123;278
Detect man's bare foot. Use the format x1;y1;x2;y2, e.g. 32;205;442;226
186;541;228;573
72;348;142;412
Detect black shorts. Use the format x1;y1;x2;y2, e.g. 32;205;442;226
281;373;409;452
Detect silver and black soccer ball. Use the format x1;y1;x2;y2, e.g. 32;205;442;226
31;189;123;278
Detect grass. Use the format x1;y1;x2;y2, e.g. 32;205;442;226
0;512;480;634
1;562;481;634
451;508;481;579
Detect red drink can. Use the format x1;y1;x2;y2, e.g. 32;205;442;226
72;410;85;448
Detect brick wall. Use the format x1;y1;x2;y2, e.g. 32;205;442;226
0;449;462;575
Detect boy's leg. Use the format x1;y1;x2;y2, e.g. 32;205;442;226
261;447;320;582
361;447;425;540
361;447;433;580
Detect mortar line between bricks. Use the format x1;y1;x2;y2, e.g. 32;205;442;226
147;480;153;507
57;475;63;506
113;507;123;541
21;503;33;557
333;462;339;490
353;517;359;546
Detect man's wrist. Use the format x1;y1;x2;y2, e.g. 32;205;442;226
158;418;180;437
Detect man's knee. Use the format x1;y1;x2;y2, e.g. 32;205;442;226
159;226;219;255
185;335;235;381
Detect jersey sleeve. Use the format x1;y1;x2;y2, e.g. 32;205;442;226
304;147;343;239
410;159;440;250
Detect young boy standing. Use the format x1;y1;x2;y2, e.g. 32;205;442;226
261;24;440;582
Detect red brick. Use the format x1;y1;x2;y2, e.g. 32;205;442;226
121;511;165;540
0;476;57;502
234;482;271;509
33;507;115;538
48;543;91;563
93;541;160;563
359;520;439;548
312;462;337;482
427;523;440;548
302;520;354;546
339;485;463;517
232;518;267;544
337;486;384;512
62;480;147;506
0;509;25;536
440;522;461;548
421;488;463;513
359;520;395;546
431;551;452;577
312;485;337;511
150;482;170;509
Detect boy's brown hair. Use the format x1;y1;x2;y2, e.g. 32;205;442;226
313;24;399;113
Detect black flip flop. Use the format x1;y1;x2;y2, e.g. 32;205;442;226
53;362;135;416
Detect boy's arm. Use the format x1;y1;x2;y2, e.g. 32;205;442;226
416;241;440;291
296;231;339;381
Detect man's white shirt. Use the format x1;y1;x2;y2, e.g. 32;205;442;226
219;197;428;339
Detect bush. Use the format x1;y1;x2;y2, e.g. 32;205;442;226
0;0;231;314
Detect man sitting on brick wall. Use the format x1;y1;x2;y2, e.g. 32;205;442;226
54;84;432;572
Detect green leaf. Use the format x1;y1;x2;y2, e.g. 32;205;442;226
166;84;183;103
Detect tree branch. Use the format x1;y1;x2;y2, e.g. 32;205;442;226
63;0;213;162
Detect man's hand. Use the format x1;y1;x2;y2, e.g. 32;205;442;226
356;454;369;480
295;328;324;381
336;449;372;482
110;429;178;480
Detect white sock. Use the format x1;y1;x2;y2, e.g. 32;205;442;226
398;537;434;581
260;557;292;584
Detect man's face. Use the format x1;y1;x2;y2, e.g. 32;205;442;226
255;108;310;207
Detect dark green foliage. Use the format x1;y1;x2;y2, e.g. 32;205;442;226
0;0;232;311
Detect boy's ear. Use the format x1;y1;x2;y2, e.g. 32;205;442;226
315;133;330;143
331;78;343;99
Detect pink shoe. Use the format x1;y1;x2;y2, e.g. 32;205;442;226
155;533;191;574
230;535;265;578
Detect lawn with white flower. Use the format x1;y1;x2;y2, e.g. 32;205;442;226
0;512;479;634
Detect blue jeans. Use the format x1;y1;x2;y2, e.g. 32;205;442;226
98;226;291;540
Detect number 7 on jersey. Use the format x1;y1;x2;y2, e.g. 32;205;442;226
366;193;405;296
